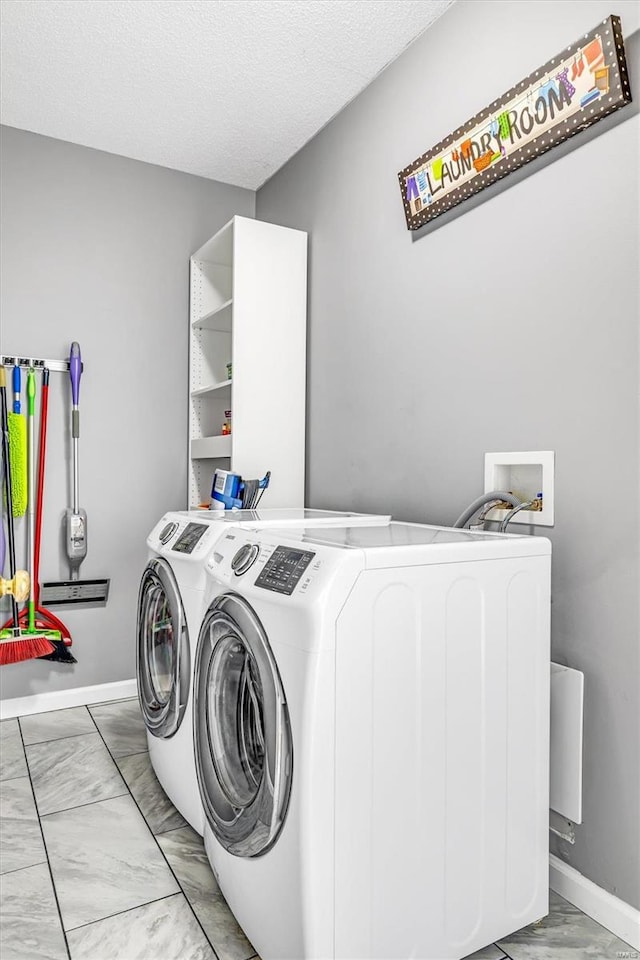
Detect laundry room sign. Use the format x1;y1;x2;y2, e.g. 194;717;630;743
398;15;632;231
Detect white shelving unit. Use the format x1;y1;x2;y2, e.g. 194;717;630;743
189;216;307;509
191;380;232;399
192;299;233;332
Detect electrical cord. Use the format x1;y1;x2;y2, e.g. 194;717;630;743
253;471;270;509
253;486;267;509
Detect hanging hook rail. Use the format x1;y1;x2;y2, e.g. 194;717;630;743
2;355;83;374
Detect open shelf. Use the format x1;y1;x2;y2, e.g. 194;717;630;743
191;435;232;459
190;379;232;399
192;299;232;332
192;218;233;265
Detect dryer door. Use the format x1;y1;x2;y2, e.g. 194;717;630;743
194;592;292;858
137;557;190;738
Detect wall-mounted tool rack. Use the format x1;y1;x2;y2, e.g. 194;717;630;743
2;355;83;374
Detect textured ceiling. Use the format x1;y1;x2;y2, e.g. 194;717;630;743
0;0;452;189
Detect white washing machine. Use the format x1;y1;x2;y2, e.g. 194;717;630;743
136;508;390;835
193;522;552;960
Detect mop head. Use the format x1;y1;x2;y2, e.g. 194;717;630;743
7;412;27;517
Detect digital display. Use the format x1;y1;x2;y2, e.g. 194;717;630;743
172;522;208;554
255;546;315;595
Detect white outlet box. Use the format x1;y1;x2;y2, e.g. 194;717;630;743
484;450;554;526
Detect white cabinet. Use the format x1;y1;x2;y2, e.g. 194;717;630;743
189;216;307;509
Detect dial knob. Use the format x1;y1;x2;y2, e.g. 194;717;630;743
159;522;178;545
231;543;260;576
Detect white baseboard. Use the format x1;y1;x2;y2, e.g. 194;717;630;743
550;853;640;950
0;679;138;720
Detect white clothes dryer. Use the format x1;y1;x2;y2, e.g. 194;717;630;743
136;508;390;834
193;522;551;960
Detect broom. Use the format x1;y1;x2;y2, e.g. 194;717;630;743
5;369;75;663
7;365;27;517
29;368;76;663
2;369;74;646
0;366;56;664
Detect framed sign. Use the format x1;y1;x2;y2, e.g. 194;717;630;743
398;15;632;231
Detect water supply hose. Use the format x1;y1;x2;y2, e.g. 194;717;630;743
453;490;522;529
499;501;534;532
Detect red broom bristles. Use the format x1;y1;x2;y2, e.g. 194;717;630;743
0;635;56;665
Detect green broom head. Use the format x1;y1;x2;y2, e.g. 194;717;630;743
21;628;63;640
26;600;61;641
0;627;56;639
7;411;27;517
1;621;61;642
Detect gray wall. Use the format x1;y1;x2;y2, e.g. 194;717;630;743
257;0;640;911
0;126;254;700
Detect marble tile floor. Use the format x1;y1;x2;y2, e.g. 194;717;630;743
0;699;635;960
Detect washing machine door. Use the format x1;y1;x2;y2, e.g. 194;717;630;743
136;557;190;738
194;592;292;858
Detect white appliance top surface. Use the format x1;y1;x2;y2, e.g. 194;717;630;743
147;509;390;564
250;521;551;566
177;508;391;526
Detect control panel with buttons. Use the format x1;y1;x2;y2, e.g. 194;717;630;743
255;546;316;596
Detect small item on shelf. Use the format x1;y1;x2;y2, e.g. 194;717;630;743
211;469;243;509
221;409;232;436
226;362;232;381
210;469;271;510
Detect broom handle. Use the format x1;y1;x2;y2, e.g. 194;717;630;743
27;370;36;630
70;343;81;514
33;367;73;642
0;368;20;630
34;369;49;606
73;437;79;514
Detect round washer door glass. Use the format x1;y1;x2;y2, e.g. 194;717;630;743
194;593;292;858
136;558;190;739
